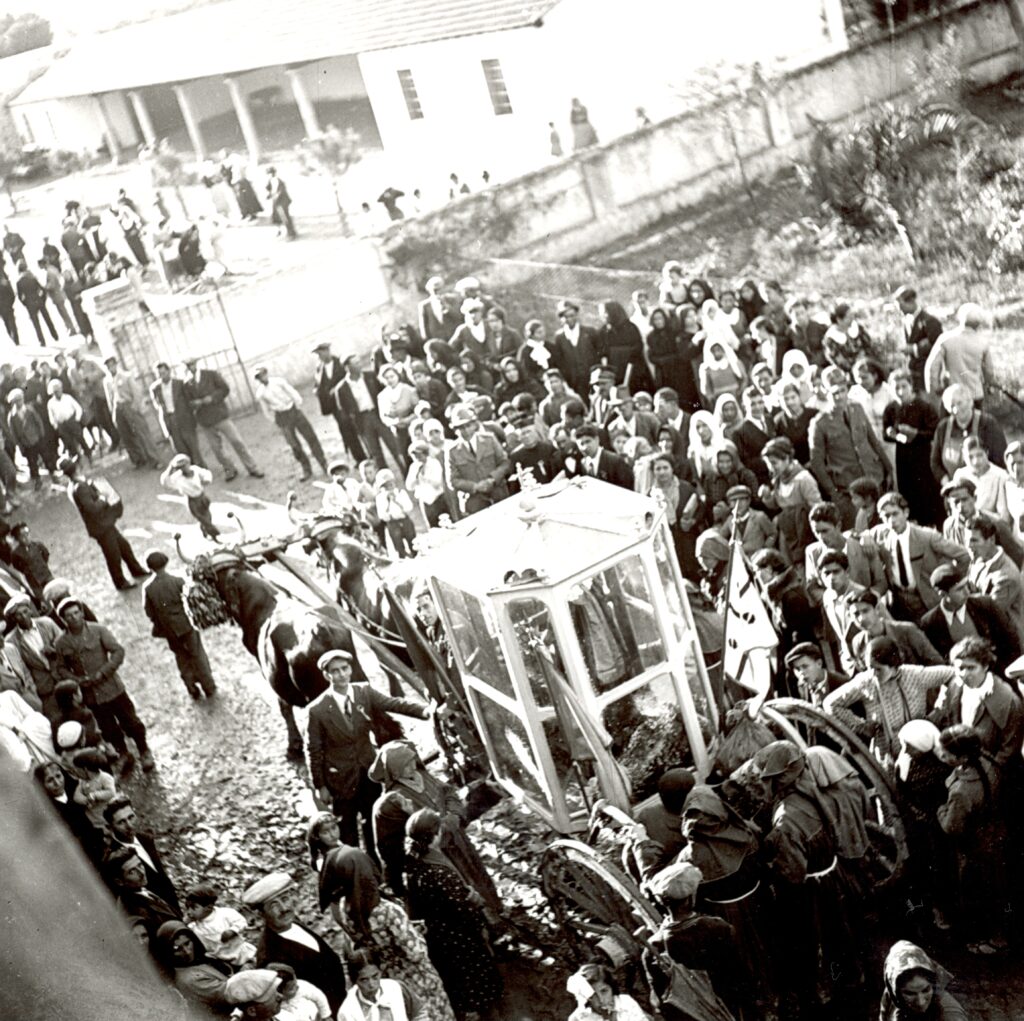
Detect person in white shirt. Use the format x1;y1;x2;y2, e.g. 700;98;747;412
320;460;359;517
405;441;446;527
1005;441;1024;544
46;379;90;462
253;366;327;481
374;469;415;557
184;883;257;968
268;964;331;1021
953;435;1010;522
161;454;220;540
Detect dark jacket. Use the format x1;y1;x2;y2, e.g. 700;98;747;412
920;595;1022;675
16;269;45;310
418;297;461;343
565;448;634;489
598;320;646;388
149;377;196;429
143;571;195;639
306;685;428;799
70;478;121;539
257;924;346;1014
551;325;603;400
107;830;181;914
765;566;819;654
184;369;231;427
10;539;51;596
332;371;381;421
8;405;45;449
905;308;944;382
731;417;777;485
314;356;345;415
930;411;1007;482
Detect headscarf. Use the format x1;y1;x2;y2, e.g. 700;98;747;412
712;393;742;434
688;411;723;480
803;746;870;860
0;690;57;771
367;740;417;786
679;785;759;882
700;299;740;352
317;846;380;934
880;941;955;1021
738;279;765;323
776;350;813;405
688;278;716;308
153;920;230;976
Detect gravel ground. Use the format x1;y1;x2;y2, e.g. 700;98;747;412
24;398;575;1021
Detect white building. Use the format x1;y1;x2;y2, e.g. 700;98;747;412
9;0;847;184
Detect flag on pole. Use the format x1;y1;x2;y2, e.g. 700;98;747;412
722;539;778;705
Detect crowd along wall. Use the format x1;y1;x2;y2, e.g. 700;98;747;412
383;0;1021;272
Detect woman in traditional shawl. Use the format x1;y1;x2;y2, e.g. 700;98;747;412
774;349;814;409
737;280;765;327
698;340;745;407
152;920;233;1015
879;941;968;1020
317;842;456;1021
0;688;56;771
687;412;727;483
404;809;502;1020
678;785;775;1018
598;300;648;391
883;369;942;527
368;740;499;912
712;392;743;442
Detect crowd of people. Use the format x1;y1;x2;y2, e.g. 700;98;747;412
2;255;1020;1021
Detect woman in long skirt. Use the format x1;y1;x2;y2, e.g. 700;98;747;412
404;809;502;1020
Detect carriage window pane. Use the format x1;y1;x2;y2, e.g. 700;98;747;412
433;579;514;697
654;526;686;642
507;597;570;709
472;690;549;809
569;555;666;693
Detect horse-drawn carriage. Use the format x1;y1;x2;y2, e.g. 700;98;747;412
174;477;908;1012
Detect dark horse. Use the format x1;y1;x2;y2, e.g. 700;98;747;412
181;547;364;757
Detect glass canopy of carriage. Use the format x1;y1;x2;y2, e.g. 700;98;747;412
415;477;718;834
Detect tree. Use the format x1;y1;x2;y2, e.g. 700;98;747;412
0;13;52;58
295;125;361;234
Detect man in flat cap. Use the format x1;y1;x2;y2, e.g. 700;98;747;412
919;563;1022;674
313;341;364;462
242;873;346;1014
5;594;63;720
225;969;285;1021
306;649;432;854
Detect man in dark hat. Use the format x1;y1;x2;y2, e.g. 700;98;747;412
920;563;1022;673
783;642;847;704
551;298;601;401
312;341;363;461
142;550;216;700
444;403;510;515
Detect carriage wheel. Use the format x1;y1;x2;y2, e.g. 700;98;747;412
541;839;662;962
760;697;909;890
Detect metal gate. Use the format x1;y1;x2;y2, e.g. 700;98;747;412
109;294;256;416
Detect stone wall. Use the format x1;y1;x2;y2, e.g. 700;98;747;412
385;1;1021;269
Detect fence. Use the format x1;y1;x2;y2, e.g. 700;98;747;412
109;294;256;415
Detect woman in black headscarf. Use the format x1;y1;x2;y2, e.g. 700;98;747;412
598;300;648;391
737;280;765;327
153;920;233;1014
646;305;701;413
686;278;716;310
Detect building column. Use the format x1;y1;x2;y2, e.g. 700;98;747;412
173;83;206;159
285;66;320;138
93;94;121;163
127;89;156;145
225;75;260;161
821;0;848;52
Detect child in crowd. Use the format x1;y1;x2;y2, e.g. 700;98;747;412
71;747;118;828
321;460;358;517
405;441;446;528
355;459;386;548
374;469;416;558
850;477;881;534
183;883;257;967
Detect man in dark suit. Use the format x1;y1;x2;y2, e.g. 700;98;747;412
787;297;827;367
103;795;180;913
17;261;58;344
332;354;402;468
183;357;263;481
417;275;461;341
551;298;602;403
845;588;943;675
0;272;17;345
607;389;661;447
142;550;216;699
266;166;297;239
243;872;346;1014
62;456;147;590
894;284;943;391
567;423;634;489
732;386;777;486
306;649;431;853
921;564;1022;674
312;342;363;461
149;362;204;465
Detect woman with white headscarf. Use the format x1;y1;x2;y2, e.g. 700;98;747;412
924;301;992;403
0;689;57;771
698;339;745;407
687;411;726;481
699;299;740;352
774;349;814;407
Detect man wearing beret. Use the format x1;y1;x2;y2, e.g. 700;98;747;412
306;649;432;854
225;965;286;1020
242;874;345;1014
920;563;1022;674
